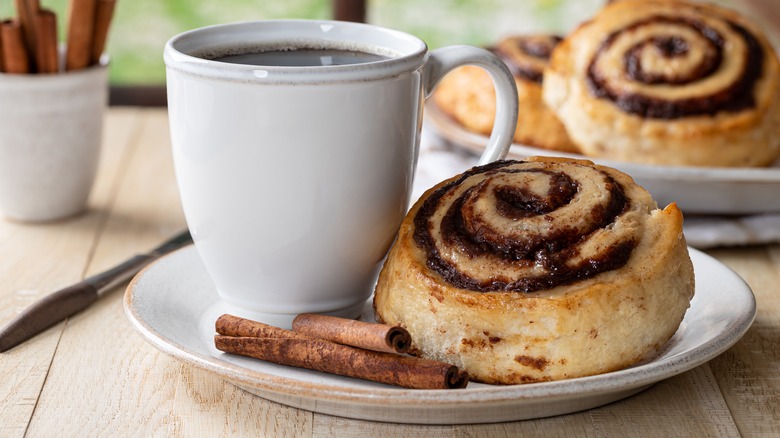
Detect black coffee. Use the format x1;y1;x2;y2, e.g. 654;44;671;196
212;48;389;67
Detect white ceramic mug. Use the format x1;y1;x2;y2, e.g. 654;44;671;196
165;20;518;327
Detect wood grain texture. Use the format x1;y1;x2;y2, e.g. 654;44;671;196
2;108;779;436
25;108;187;436
707;246;780;437
0;109;136;437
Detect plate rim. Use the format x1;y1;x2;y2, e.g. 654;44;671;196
124;245;756;412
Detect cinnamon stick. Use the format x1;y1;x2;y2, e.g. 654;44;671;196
34;9;58;73
65;0;97;70
14;0;39;71
216;314;308;340
0;19;31;74
292;313;411;354
214;314;468;389
90;0;115;65
214;335;468;389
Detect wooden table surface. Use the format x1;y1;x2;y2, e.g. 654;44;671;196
1;108;779;437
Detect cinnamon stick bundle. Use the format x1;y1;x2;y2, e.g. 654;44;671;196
214;314;468;389
292;313;411;354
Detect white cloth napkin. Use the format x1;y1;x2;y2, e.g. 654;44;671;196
682;214;780;249
414;129;780;249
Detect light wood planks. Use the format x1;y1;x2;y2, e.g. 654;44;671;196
0;109;140;437
707;246;780;437
2;108;779;436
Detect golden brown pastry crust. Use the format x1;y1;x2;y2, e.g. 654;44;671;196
543;0;780;167
374;157;695;384
433;35;578;153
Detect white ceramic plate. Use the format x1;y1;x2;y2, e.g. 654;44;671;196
425;103;780;215
124;245;755;424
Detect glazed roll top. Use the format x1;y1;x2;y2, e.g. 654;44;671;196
493;35;563;84
374;156;695;384
586;4;767;119
413;158;652;293
543;0;780;167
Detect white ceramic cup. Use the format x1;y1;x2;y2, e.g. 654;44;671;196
0;63;108;222
165;20;518;327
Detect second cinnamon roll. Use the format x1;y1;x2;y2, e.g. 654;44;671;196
434;34;578;152
543;0;780;167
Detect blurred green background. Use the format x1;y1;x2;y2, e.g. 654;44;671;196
1;0;767;85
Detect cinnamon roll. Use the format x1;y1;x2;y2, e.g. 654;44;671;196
374;157;695;384
543;0;780;167
433;35;578;152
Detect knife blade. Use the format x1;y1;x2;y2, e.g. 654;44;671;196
0;229;193;352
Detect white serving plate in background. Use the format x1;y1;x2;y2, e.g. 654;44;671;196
425;104;780;215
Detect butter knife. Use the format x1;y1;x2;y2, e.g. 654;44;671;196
0;230;193;352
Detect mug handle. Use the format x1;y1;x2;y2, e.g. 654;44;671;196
423;45;519;165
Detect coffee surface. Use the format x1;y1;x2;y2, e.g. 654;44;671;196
212;48;388;67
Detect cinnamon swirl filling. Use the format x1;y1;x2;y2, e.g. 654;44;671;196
413;160;637;293
586;14;765;119
494;35;562;83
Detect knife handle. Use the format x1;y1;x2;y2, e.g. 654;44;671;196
0;282;98;352
0;230;192;352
